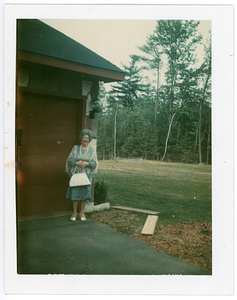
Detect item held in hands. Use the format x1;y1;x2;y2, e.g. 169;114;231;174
69;173;90;187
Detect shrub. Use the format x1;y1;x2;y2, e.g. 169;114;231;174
94;180;108;204
200;223;211;235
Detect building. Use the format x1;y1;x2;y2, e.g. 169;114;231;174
16;19;125;219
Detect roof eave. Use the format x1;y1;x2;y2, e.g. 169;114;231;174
18;50;125;83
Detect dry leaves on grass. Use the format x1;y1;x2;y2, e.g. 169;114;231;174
89;209;212;274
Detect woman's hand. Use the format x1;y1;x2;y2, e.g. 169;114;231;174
76;160;89;168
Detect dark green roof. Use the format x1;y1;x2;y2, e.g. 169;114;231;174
17;19;124;75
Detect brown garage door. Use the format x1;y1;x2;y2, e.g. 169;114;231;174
16;92;85;219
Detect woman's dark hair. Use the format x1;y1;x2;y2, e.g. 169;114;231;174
79;129;93;142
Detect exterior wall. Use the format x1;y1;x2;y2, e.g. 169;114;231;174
82;80;99;149
82;80;100;203
16;92;84;219
18;64;83;98
16;18;124;218
16;63;93;219
17;61;101;218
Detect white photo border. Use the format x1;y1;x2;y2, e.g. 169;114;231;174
4;3;234;296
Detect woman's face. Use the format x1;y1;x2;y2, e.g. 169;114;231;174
81;134;90;147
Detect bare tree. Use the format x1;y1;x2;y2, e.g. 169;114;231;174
198;41;211;164
113;104;118;159
161;110;178;161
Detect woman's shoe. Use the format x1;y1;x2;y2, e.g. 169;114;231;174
80;216;86;221
70;214;77;221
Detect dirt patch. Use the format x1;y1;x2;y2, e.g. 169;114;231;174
88;209;212;274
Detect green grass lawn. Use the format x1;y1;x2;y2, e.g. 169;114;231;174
95;160;212;226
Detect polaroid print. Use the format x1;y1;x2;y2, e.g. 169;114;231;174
4;3;234;296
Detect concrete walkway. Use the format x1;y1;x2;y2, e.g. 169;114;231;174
17;214;210;275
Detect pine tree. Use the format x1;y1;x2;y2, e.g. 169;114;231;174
109;57;146;108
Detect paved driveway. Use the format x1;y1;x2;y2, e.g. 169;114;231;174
17;215;209;275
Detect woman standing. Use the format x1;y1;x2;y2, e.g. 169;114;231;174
65;129;97;221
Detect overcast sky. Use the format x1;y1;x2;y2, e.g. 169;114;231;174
41;19;211;72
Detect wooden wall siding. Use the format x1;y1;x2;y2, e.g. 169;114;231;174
91;81;99;99
85;81;99;132
16;53;103;219
85;117;92;131
17;184;71;219
17;92;85;219
18;63;83;98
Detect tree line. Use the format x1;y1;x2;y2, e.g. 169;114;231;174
96;20;212;164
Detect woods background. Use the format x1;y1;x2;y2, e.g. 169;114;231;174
96;20;212;164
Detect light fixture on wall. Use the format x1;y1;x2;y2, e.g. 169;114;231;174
89;97;103;119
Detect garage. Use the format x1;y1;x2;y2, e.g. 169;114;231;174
16;19;125;219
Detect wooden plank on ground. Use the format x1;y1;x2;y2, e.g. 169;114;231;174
111;205;159;215
141;215;158;235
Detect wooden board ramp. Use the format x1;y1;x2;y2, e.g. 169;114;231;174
111;206;159;215
141;215;158;235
